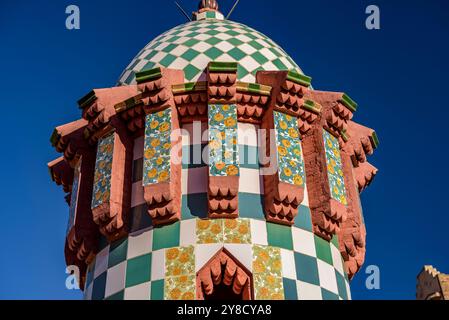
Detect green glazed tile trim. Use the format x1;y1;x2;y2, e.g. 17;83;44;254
287;70;312;87
302;100;322;114
50;128;61;147
340;129;350;143
136;67;163;84
208;61;238;73
236;82;272;96
78;90;97;109
172;81;207;94
339;93;358;112
370;131;380;149
114;93;143;113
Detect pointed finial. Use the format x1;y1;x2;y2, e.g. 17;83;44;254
198;0;219;12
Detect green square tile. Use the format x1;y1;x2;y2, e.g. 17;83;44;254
182;193;208;220
321;288;339;300
164;36;181;43
129;204;153;234
152;222;180;251
183;38;201;47
251;51;269;65
294;205;313;231
181;48;200;61
151;279;165;300
145;51;158;61
98;235;109;251
238;193;264;220
331;234;340;248
225;29;240;36
108;238;128;268
91;272;107;300
142;61;156;72
205;37;222;45
248;40;264;50
158;54;177;67
283;278;298;300
183;64;201;81
228;47;246;60
125;73;135;85
335;270;348;300
204;47;224;60
266;223;293;250
237;66;250;79
86;263;95;288
205;29;220;36
314;236;333;265
272;58;288;70
294;252;320;286
161;43;177;53
126;253;152;288
105;290;124;300
227;38;244;46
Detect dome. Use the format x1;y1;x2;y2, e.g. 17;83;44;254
118;15;303;85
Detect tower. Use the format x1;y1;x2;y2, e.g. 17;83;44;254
48;1;379;300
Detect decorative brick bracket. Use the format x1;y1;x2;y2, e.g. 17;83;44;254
135;67;184;226
207;62;240;219
79;87;137;242
257;70;312;225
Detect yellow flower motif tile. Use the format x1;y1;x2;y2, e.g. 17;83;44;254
252;245;284;300
196;219;224;244
253;274;285;300
223;219;251;244
165;246;195;277
164;275;196;300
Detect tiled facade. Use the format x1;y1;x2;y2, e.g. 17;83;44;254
91;133;114;209
323;130;347;205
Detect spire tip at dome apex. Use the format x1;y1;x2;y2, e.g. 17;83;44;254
198;0;219;12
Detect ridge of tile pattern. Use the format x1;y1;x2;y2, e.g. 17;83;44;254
274;111;305;186
208;104;239;177
67;159;81;235
91;133;114;209
323;130;347;205
118;19;302;85
143;109;172;185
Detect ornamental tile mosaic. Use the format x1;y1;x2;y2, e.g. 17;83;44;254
208;104;240;177
223;218;251;244
252;245;284;300
67;158;81;235
118;19;302;84
91;133;114;209
143;109;172;186
164;275;196;300
196;219;252;244
274;111;305;186
196;219;224;244
323;130;347;205
165;246;196;301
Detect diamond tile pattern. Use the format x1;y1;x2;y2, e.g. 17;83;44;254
118;19;302;84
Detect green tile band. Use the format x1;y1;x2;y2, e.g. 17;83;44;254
302;99;322;114
236;82;272;96
78;90;97;109
340;93;358;112
136;67;163;84
172;81;207;94
370;131;380;149
208;61;238;73
287;70;312;87
114;93;143;113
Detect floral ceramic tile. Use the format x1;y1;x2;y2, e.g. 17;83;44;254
323;130;347;205
143;109;172;186
164;275;196;300
91;133;114;209
274;111;305;186
252;245;284;300
223;219;251;244
196;219;224;244
67;158;81;235
208;104;240;177
165;246;195;277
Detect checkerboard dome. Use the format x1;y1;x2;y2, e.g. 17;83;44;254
118;17;304;85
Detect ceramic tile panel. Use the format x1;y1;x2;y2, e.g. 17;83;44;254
323;130;347;205
91;133;114;209
252;245;284;300
143;109;172;186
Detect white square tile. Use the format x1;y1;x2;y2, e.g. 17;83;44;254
317;260;338;295
195;244;223;272
346;281;352;300
170;44;189;56
238;43;257;55
331;244;345;276
215;41;234;53
280;249;296;280
250;219;267;246
224;244;253;272
167;57;190;70
131;182;145;207
180;219;196;246
296;280;322;300
238;123;259;147
301;187;309;207
124;282;151;300
127;228;153;260
239;168;262;194
105;261;127;298
151;249;165;281
94;246;110;278
292;227;316;257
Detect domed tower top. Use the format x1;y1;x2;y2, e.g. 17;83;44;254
198;0;219;12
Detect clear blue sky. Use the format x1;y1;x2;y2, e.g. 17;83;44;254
1;0;448;300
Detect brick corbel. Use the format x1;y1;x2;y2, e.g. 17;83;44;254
173;82;208;123
207;62;239;219
136;67;184;226
256;71;312;225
